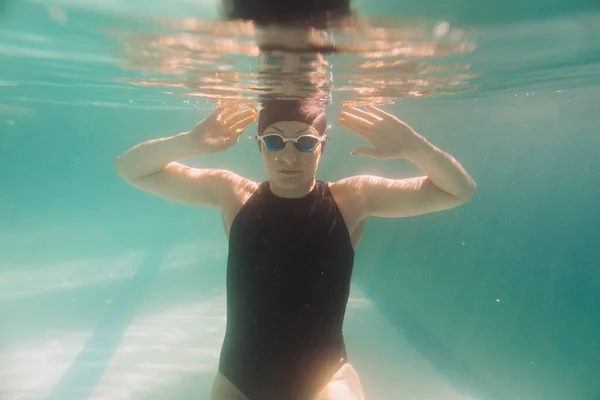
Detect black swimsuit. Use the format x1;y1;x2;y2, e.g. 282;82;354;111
218;180;355;400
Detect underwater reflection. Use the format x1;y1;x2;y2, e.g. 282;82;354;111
112;14;477;106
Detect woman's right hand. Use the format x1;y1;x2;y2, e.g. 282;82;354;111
189;102;257;155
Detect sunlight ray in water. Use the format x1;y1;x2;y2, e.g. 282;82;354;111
0;42;118;64
0;239;225;301
24;0;221;17
0;104;31;115
0;298;227;400
0;331;92;398
89;299;227;400
7;97;200;110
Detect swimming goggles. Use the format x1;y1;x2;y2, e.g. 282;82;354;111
256;133;327;152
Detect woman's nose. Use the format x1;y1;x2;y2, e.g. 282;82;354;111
280;142;299;165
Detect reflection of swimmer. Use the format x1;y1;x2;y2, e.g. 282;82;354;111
257;52;332;103
114;100;477;399
221;0;352;29
223;0;353;54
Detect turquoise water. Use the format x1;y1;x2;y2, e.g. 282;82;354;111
1;1;600;400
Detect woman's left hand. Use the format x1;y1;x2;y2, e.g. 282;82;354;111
339;105;425;159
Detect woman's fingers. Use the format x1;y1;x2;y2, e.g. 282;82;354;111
339;117;375;141
339;111;374;128
229;114;257;132
347;106;383;124
225;107;257;127
364;105;396;121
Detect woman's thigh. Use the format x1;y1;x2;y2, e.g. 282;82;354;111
210;363;365;400
314;363;365;400
210;371;250;400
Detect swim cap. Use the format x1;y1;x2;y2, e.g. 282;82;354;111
257;99;327;136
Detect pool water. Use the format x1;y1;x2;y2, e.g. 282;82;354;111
1;0;599;399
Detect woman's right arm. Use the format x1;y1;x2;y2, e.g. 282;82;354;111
114;104;256;208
